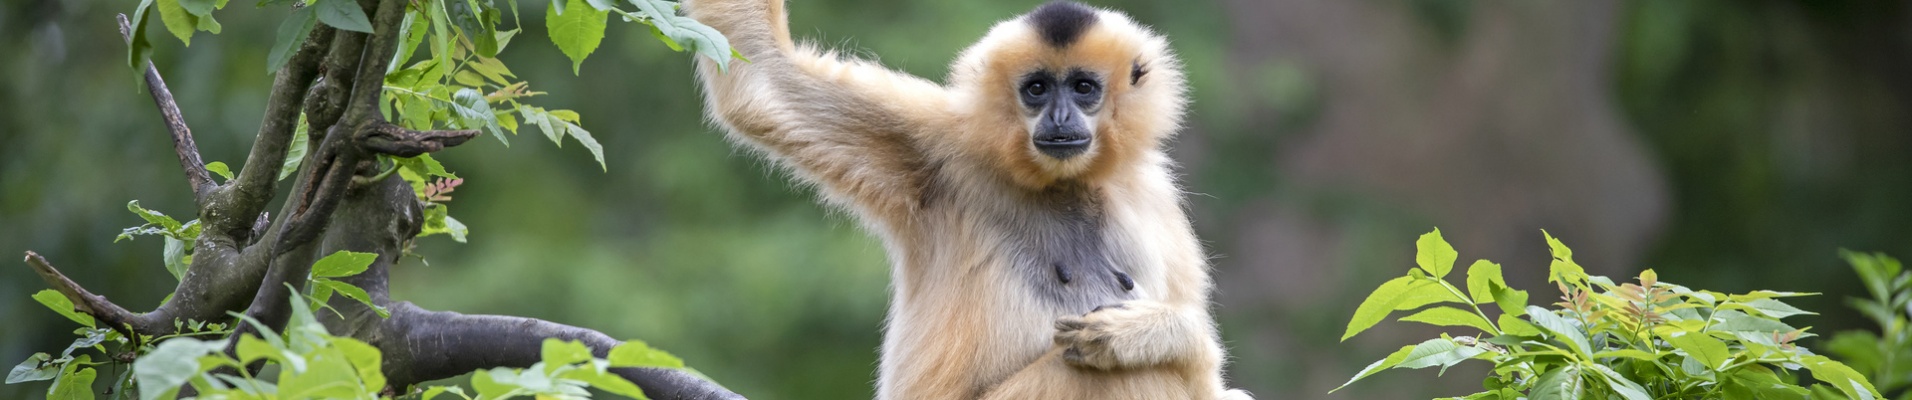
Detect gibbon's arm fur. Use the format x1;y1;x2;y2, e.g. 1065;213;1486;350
687;0;947;226
687;0;1250;399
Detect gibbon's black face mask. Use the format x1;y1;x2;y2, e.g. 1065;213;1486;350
1020;69;1104;159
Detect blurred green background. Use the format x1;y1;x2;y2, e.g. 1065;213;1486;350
3;0;1910;398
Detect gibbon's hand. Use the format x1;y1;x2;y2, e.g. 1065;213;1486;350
1053;300;1192;371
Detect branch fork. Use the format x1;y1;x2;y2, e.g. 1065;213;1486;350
24;3;739;399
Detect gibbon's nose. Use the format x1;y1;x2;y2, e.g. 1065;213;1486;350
1034;108;1092;159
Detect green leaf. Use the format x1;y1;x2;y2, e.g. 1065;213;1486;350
1331;345;1414;393
450;88;506;142
1491;283;1529;317
1416;229;1459;279
331;337;387;391
421;386;468;400
127;200;184;233
129;0;157;68
1394;337;1485;372
32;290;96;328
1398;306;1497;334
277;346;364;399
267;7;319;73
628;0;736;70
154;0;200;45
1543;230;1587;285
1464;260;1502;304
541;339;594;372
1530;364;1585;400
315;0;374;32
281;114;310;180
1499;313;1541;336
312;279;390;318
1586;363;1651;400
204;161;233;181
420;204;470;243
1525;306;1590;357
1801;355;1883;400
470;368;518;399
49;355;97;400
547;0;608;74
234;334;276;365
1592;349;1662;361
448;0;502;58
1658;329;1730;371
310;251;377;278
1709;310;1797;334
1734;298;1815;319
179;0;218;16
135;338;228;400
1344;276;1415;341
162;236;190;281
558;366;649;400
608;340;685;369
7;353;58;384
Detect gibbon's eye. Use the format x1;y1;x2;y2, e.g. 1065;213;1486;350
1023;81;1049;97
1073;80;1098;95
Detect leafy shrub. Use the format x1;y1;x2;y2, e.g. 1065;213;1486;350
8;250;701;399
1823;251;1912;399
1337;229;1883;399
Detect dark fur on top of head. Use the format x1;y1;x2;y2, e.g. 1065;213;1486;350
1027;1;1100;48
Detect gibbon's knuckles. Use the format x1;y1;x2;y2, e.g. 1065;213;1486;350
686;0;1238;398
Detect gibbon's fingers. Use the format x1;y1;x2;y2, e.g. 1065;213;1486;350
1055;300;1212;371
1220;389;1257;400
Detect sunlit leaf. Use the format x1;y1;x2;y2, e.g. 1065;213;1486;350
608;339;685;369
32;290;96;328
1416;229;1458;279
547;0;607;74
310;250;377;278
1398;306;1497;334
204;161;233;181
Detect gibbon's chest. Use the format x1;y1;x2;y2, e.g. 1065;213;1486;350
918;182;1143;314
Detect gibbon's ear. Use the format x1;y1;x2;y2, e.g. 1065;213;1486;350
1130;59;1148;86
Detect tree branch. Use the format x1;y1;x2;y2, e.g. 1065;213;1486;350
117;14;214;204
374;303;745;400
202;24;336;240
21;252;142;337
360;123;479;157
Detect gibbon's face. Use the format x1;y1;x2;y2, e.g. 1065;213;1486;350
955;1;1184;187
1018;66;1104;159
1018;2;1109;161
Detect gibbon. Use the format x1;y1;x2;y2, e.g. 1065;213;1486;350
685;1;1250;399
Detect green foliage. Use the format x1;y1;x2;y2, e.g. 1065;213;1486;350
1338;229;1884;400
309;251;391;318
1823;251;1912;400
116;201;202;281
548;0;609;75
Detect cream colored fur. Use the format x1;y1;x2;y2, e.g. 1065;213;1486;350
683;1;1248;399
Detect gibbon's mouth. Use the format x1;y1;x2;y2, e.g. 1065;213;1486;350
1033;133;1092;159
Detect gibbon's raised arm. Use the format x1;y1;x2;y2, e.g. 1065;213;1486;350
687;0;950;223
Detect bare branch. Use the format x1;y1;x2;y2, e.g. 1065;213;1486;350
360;123;480;157
23;251;143;337
117;14;214;204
